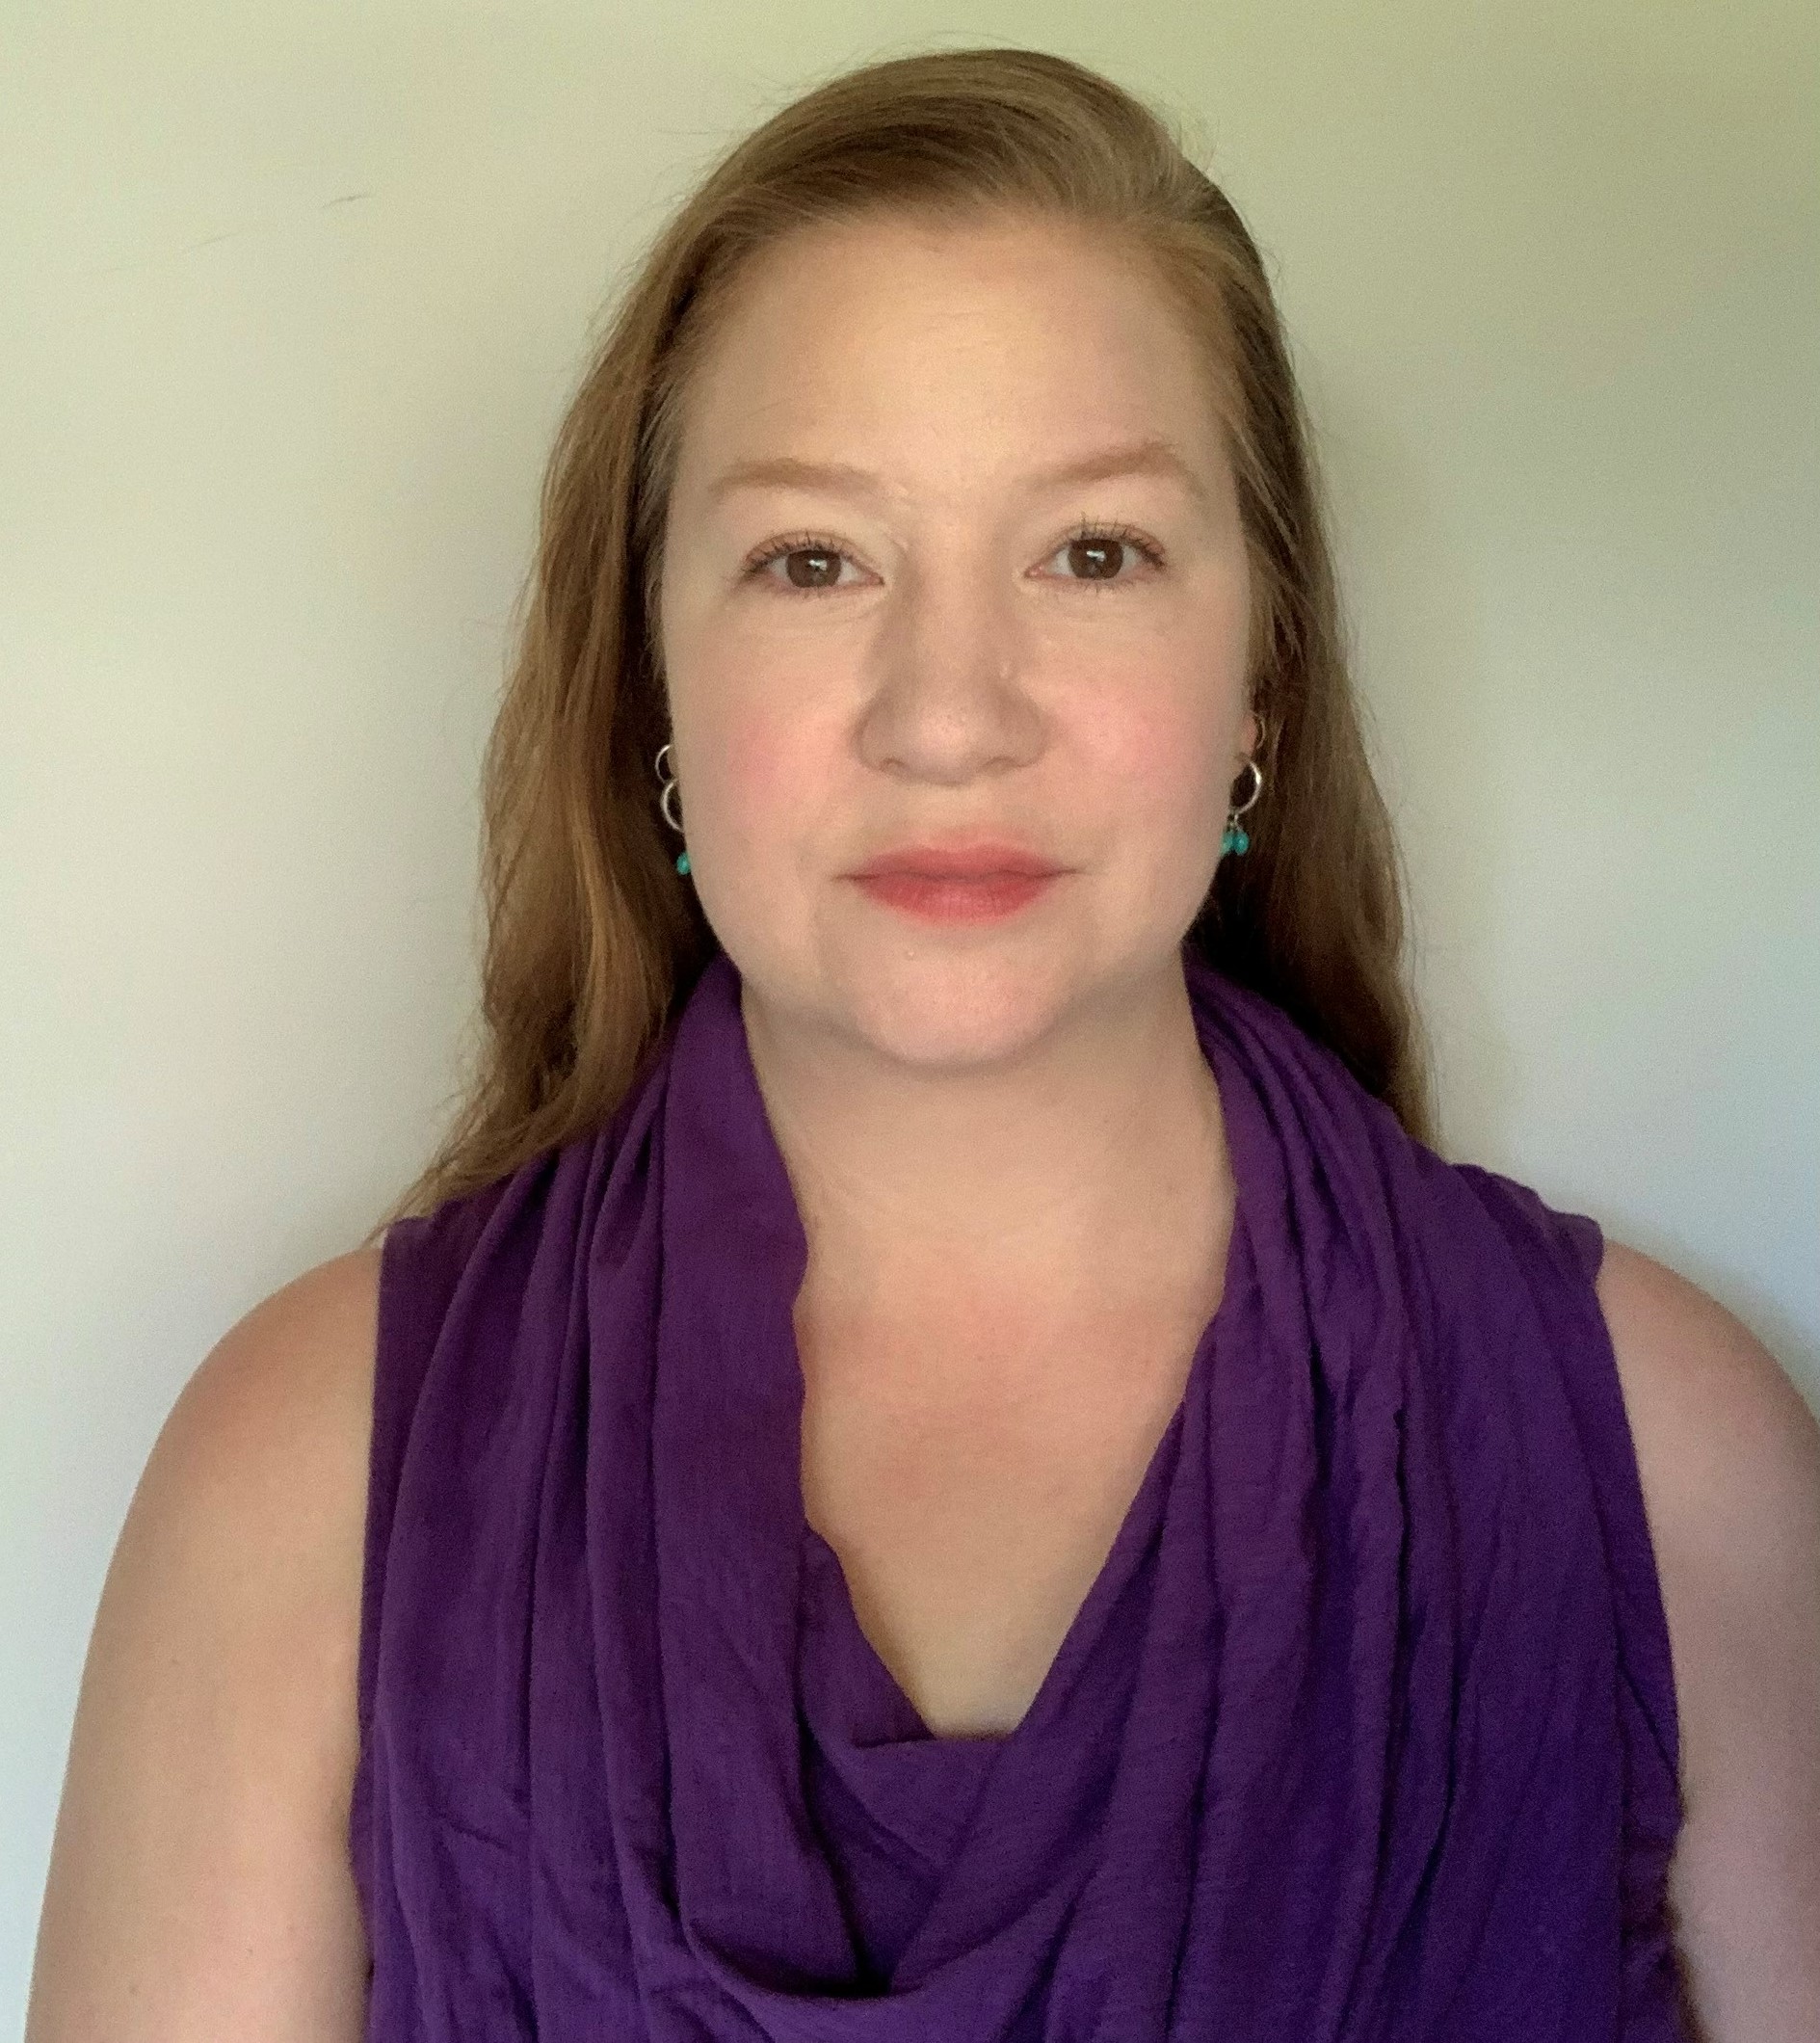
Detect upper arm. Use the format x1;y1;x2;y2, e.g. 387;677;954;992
26;1245;382;2043
1596;1240;1820;2043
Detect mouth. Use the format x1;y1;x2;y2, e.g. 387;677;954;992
846;847;1068;924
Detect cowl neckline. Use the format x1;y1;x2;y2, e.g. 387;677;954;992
624;948;1284;2024
361;937;1687;2039
787;998;1253;1980
795;1028;1252;1745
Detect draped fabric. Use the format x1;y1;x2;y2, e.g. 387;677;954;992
350;945;1688;2039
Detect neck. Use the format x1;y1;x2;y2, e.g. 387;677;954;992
738;954;1233;1325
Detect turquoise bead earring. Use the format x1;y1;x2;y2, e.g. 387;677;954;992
655;741;691;877
1222;749;1264;858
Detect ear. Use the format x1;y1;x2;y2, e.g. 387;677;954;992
1238;705;1261;762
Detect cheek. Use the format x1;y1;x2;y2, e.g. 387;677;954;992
1097;701;1229;920
1062;565;1250;844
661;574;806;849
1079;671;1230;840
692;695;823;858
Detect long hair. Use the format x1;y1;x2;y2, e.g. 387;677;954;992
382;46;1430;1224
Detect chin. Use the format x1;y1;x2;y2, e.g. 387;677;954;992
725;878;1188;1066
822;942;1101;1070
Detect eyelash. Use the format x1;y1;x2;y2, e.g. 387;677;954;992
737;520;1168;591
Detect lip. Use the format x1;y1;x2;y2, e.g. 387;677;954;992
851;868;1063;923
848;839;1068;880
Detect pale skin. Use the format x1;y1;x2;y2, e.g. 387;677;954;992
27;211;1820;2041
657;210;1255;1750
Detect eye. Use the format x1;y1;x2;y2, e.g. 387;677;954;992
741;535;868;593
1038;523;1166;585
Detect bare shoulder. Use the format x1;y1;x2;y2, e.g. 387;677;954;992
1595;1240;1820;2042
27;1244;383;2042
161;1244;382;1490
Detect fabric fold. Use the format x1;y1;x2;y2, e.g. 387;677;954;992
352;942;1687;2040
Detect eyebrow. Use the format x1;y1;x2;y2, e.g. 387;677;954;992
704;436;1211;510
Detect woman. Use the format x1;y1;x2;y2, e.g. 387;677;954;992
28;46;1819;2043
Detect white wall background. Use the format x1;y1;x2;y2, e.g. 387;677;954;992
4;0;1814;2018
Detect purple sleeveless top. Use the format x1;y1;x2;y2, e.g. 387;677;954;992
349;946;1688;2039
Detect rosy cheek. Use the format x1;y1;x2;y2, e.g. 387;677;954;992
1098;697;1221;812
705;709;807;849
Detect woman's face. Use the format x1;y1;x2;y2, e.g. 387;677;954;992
657;208;1255;1069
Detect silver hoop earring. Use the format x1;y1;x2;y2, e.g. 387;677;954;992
654;742;690;877
1222;756;1264;859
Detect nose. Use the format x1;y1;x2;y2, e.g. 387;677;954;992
855;549;1045;785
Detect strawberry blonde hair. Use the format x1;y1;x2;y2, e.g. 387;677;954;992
384;46;1429;1222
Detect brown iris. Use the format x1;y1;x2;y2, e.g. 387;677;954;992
1065;536;1124;579
782;547;844;588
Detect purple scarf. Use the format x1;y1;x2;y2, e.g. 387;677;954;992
352;945;1687;2038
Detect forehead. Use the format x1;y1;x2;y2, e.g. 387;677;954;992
669;210;1234;506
